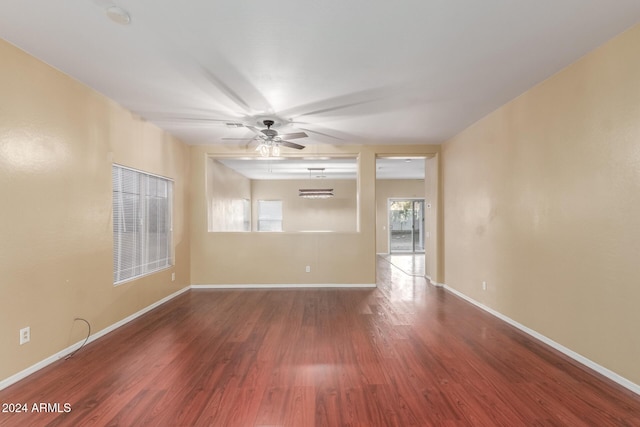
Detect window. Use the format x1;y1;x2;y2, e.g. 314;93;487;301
112;165;173;284
257;200;282;231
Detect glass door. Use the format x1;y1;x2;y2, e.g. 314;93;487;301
389;199;425;253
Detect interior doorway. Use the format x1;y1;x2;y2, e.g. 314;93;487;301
389;199;425;253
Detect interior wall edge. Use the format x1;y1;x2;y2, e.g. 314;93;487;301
442;284;640;396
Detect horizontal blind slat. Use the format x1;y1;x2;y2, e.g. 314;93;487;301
113;165;173;284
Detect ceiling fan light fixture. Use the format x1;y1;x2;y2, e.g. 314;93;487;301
258;143;270;157
271;145;280;157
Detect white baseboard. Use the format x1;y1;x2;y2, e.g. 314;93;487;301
426;276;445;287
191;283;377;289
13;281;636;397
0;285;190;392
1;283;376;390
441;283;640;396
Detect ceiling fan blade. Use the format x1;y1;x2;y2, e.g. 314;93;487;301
279;86;394;119
129;7;273;116
278;132;308;140
198;67;254;114
222;137;256;141
295;127;344;141
197;57;274;114
143;115;237;125
280;141;305;150
291;123;360;142
281;85;434;120
245;125;261;134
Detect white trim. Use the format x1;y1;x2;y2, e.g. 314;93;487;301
191;283;377;289
441;284;640;396
426;276;445;287
112;162;174;182
1;283;376;390
5;281;637;396
0;286;190;391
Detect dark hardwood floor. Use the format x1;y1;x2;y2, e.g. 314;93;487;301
1;257;639;426
380;254;425;276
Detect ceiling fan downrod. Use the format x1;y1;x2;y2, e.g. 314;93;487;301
263;119;275;129
261;120;278;138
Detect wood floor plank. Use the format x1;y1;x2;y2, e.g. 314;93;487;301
1;256;639;426
281;386;316;427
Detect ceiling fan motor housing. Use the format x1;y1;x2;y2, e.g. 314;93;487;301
262;119;278;137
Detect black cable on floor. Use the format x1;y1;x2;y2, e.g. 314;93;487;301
65;318;91;360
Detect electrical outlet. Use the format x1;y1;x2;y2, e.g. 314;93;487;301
19;327;30;345
482;281;487;291
305;265;311;273
171;272;175;282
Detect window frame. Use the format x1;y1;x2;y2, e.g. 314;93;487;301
112;164;174;285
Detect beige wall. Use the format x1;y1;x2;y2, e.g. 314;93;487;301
375;179;426;253
0;40;191;382
442;24;640;384
252;179;357;232
424;154;443;283
207;158;251;231
191;145;440;285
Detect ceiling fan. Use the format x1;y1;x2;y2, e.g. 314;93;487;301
222;119;308;156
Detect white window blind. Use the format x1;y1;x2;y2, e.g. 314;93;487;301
112;165;173;284
257;200;282;231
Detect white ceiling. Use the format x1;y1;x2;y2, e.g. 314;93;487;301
1;1;640;150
